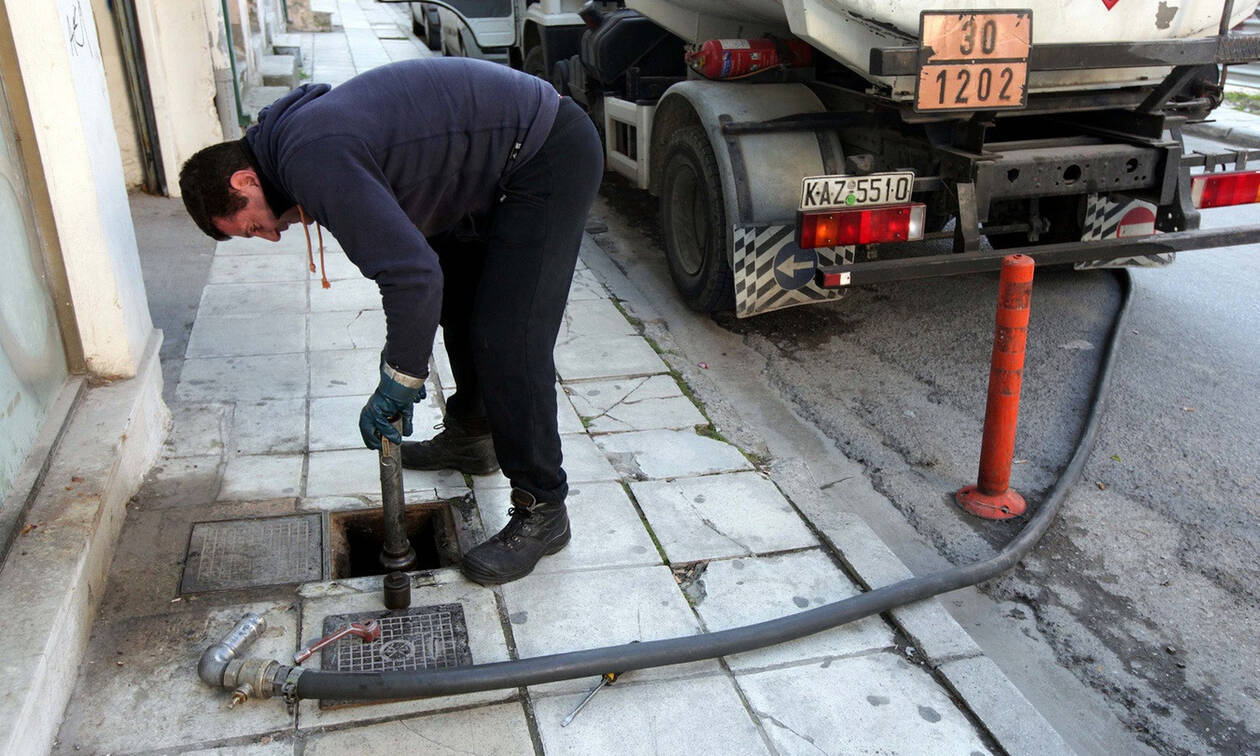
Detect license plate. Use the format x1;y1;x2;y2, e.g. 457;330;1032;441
800;171;915;211
915;10;1032;112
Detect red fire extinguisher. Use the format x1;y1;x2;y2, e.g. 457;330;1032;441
686;37;813;79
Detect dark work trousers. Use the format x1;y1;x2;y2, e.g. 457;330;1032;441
431;98;603;506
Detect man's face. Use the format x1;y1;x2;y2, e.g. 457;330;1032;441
213;169;301;241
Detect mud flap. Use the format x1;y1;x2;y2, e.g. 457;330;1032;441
1076;194;1175;270
733;225;854;317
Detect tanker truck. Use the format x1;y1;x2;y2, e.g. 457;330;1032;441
392;0;1260;316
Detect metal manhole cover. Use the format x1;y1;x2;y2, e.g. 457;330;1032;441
180;514;323;593
317;604;473;707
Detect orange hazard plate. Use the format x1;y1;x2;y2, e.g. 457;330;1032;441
915;10;1032;112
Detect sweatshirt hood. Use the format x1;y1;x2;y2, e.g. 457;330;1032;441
242;83;332;217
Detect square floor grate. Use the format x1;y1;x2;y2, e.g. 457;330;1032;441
180;514;323;593
317;604;473;707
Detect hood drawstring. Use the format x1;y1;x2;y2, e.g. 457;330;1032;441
297;206;331;289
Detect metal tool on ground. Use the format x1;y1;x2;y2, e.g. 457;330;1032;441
561;668;625;727
379;416;416;609
294;620;381;665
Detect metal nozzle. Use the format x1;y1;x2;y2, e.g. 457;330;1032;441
198;613;267;687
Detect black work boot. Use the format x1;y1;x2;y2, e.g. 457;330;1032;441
462;489;570;585
401;416;499;475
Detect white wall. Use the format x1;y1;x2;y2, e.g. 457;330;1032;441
133;0;226;197
3;0;154;378
90;0;145;189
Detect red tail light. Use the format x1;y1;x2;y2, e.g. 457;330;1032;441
1191;170;1260;209
797;203;926;249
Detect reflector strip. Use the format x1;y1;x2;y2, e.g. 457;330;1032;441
797;204;926;249
1191;170;1260;209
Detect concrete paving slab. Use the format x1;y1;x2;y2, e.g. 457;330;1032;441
381;38;428;62
692;550;895;671
533;675;769;755
310;391;444;451
556;382;585;434
476;482;661;573
500;565;718;694
599;429;753;480
296;579;514;727
309;309;385;351
304;702;532;754
559;296;639;340
53;602;299;754
220;454;305;500
177;355;310;402
431;341;456;391
567;266;607;301
162;402;230;458
560;432;621;483
468;432;617;491
567;374;707;433
824;512;984;663
199;282;308;316
208;253;309;284
309;276;381;312
309;394;371;451
215;234;309;256
131;454;222;509
311;348;380;397
232;398;308;455
306;448;462;497
630;472;816;562
735;653;993;755
939;655;1075;756
179;739;295;755
308;251;365;281
186;312;307;358
554;334;669;381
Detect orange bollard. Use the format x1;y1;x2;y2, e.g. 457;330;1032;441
956;254;1035;519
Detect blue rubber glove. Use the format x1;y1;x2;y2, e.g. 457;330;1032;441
359;364;427;450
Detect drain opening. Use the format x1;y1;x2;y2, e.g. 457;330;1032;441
329;502;461;578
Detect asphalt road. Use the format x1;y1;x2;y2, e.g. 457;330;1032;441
586;143;1259;755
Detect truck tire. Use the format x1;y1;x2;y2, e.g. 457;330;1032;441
660;126;735;312
524;46;547;80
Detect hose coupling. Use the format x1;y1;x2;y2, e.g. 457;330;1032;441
198;613;267;688
223;657;283;706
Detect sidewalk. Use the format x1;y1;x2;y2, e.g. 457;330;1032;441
51;2;1069;753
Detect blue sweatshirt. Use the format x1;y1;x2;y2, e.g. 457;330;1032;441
242;57;559;377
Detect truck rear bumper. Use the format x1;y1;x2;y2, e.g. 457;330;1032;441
813;224;1260;288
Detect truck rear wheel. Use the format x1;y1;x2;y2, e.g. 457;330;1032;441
660;126;734;312
524;46;546;79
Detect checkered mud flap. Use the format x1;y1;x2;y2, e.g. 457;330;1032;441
1075;194;1175;270
732;225;855;317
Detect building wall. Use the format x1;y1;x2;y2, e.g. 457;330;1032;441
3;0;155;378
0;75;69;503
133;0;225;196
90;0;145;189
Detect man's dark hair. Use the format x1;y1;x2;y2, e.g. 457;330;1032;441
179;141;251;241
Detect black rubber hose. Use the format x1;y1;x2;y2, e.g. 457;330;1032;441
296;270;1134;701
